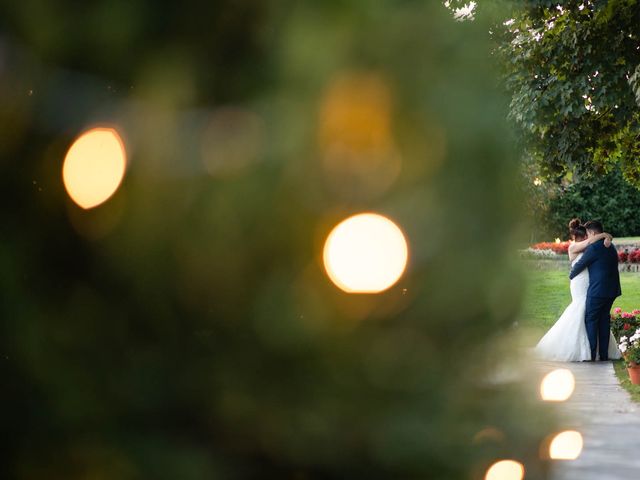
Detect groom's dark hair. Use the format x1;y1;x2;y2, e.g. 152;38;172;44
584;220;604;233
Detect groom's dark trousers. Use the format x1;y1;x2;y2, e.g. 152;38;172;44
569;239;621;361
584;296;615;361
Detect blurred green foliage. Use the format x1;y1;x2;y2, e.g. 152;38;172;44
1;1;556;478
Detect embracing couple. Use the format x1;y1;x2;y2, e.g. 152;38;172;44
536;219;622;362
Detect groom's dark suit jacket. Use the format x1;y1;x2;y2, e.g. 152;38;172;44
569;239;621;298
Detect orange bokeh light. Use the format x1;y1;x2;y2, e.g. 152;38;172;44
540;369;575;402
549;431;583;460
484;460;525;480
318;72;401;197
323;213;408;294
62;127;127;209
319;72;393;154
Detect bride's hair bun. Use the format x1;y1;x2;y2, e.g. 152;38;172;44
568;218;582;230
568;218;587;240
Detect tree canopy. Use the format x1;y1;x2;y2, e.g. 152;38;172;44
498;0;640;185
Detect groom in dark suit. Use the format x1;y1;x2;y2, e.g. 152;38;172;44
569;220;621;361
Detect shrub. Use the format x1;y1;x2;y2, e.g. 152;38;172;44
536;169;640;239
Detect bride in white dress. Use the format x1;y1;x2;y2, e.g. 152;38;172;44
535;219;622;361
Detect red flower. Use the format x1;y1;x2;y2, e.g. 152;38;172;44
530;241;570;255
630;250;640;263
624;323;631;331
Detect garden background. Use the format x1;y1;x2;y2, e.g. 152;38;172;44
3;1;640;479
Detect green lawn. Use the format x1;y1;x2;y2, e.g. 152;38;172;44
521;268;640;332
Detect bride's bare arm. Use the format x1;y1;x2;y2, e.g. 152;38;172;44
569;232;613;255
569;238;591;256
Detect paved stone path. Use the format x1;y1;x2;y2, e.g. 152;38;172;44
536;361;640;479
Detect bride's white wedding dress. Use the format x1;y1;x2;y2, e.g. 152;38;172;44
535;253;621;361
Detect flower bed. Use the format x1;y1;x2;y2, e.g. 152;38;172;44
611;308;640;342
618;331;640;365
612;309;640;384
530;241;570;255
617;249;640;272
619;249;640;263
521;248;558;259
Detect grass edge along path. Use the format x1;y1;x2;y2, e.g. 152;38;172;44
613;360;640;403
